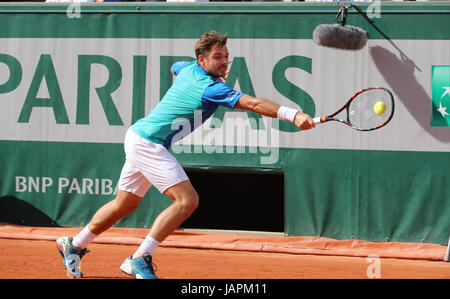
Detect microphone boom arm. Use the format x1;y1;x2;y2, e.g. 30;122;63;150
337;4;375;27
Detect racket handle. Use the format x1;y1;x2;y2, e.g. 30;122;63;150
312;116;323;124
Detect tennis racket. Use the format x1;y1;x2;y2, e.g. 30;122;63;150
312;86;395;131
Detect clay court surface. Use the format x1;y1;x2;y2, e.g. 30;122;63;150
0;224;448;280
0;238;449;279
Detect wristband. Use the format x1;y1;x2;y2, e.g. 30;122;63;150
277;106;299;123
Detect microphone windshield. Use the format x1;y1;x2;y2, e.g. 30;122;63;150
313;23;368;51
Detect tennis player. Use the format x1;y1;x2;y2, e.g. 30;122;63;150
56;31;315;279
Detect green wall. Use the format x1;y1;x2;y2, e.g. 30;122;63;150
0;2;448;244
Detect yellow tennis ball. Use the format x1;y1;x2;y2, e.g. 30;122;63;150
373;101;386;115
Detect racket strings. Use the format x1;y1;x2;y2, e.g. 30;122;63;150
348;89;393;130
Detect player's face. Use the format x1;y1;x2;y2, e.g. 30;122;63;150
199;44;231;79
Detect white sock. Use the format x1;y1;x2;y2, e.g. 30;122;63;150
72;226;97;249
132;235;160;259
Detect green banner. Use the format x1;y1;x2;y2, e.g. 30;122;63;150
431;66;450;126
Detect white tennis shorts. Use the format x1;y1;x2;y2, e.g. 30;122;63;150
117;128;189;197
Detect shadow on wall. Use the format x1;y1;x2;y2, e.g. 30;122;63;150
370;45;449;143
356;8;449;142
0;196;59;227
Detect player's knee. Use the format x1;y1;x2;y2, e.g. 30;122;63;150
180;191;199;218
114;196;140;216
190;191;199;211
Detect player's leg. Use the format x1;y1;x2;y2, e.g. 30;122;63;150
72;127;153;246
56;190;144;278
64;158;150;249
120;180;198;279
120;135;197;278
56;128;151;278
130;179;198;259
124;131;195;257
86;190;142;236
148;180;199;242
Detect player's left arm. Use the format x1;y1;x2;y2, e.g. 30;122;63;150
171;61;192;78
234;95;315;130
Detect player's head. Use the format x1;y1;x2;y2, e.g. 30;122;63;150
195;30;228;59
195;31;231;79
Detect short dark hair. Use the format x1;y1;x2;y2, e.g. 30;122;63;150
194;31;228;59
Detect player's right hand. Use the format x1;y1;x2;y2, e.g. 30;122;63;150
294;112;315;130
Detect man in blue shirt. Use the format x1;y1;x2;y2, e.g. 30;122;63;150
56;31;314;279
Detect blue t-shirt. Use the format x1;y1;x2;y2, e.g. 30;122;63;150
132;61;243;149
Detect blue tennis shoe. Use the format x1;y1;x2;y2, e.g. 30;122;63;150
120;254;158;279
56;237;90;278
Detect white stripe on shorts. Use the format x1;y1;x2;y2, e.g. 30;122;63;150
118;128;189;197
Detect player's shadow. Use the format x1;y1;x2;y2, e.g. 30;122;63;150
370;45;449;143
0;196;59;227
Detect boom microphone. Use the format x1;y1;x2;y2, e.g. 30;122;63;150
313;23;368;51
313;5;368;51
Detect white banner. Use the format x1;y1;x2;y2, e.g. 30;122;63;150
0;38;448;152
